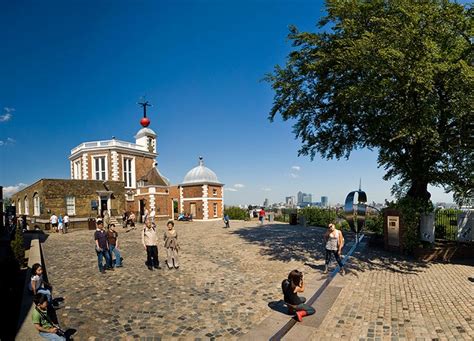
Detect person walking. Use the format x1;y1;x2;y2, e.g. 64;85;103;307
142;220;161;270
149;208;156;224
32;293;66;341
323;223;345;275
63;214;69;233
258;208;266;225
50;213;58;233
129;212;136;229
164;221;179;269
57;215;63;234
223;214;230;228
94;220;113;274
281;269;315;322
103;210;111;228
107;224;123;268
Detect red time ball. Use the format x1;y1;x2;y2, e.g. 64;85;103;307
140;117;150;127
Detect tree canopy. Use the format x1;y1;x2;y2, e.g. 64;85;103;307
267;0;473;203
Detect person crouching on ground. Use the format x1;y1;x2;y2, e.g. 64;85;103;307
323;223;345;275
32;293;66;341
107;224;123;268
164;220;180;269
142;220;161;270
94;220;113;274
281;269;315;322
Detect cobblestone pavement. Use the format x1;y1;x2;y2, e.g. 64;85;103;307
43;221;333;340
307;245;474;341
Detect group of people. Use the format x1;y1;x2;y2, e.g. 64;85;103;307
282;223;346;322
49;213;69;234
94;220;123;273
121;211;136;228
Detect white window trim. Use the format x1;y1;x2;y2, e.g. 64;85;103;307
33;193;40;216
91;154;108;181
122;155;136;188
74;160;82;179
24;197;29;215
66;196;76;216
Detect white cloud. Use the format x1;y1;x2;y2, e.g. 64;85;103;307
234;184;245;188
3;183;28;197
0;107;14;122
262;187;272;192
291;166;301;171
225;188;238;192
290;173;299;178
0;137;15;146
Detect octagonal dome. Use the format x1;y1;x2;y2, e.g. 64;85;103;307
182;157;222;185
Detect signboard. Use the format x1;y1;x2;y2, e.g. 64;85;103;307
420;213;435;243
91;200;98;211
387;215;400;246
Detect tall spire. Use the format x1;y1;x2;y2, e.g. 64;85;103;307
359;178;362;191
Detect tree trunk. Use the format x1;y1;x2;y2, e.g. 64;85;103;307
407;180;431;202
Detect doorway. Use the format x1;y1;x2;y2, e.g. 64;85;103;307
139;199;146;223
190;203;196;218
100;196;109;217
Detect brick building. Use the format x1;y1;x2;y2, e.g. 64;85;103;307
10;106;224;228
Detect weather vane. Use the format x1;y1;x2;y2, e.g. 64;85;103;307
138;97;153;127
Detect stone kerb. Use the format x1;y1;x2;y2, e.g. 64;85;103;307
16;238;43;340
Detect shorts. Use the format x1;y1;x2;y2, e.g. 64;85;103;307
52;223;58;228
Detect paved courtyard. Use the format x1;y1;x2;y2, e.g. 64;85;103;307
43;220;329;340
40;221;473;340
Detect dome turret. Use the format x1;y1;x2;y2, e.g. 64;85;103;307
182;157;222;185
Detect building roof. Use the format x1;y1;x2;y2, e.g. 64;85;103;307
181;157;222;185
134;127;157;139
138;166;170;187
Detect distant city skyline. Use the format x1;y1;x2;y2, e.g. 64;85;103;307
0;1;455;206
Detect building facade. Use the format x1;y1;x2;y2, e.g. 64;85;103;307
9;106;224;228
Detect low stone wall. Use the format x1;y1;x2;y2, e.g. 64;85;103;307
16;238;43;340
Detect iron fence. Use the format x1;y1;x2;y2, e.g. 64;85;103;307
434;209;460;241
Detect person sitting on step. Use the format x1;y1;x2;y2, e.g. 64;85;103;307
281;269;315;322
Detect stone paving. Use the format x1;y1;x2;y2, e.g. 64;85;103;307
40;221;473;340
42;220;331;340
305;245;474;341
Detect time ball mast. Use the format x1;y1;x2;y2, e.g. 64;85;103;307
138;100;152;127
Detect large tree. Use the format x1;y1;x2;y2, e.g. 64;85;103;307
267;0;473;203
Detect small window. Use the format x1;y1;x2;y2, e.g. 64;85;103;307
126;193;134;201
33;193;40;216
66;196;76;215
213;203;218;217
24;196;29;215
213;189;217;197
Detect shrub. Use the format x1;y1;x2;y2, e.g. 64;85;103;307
365;214;384;235
224;206;250;221
299;207;337;227
10;228;25;266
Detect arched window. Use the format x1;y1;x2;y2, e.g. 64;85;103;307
18;199;22;214
33;193;40;216
24;196;29;215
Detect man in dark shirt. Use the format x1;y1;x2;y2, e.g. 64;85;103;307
94;221;113;273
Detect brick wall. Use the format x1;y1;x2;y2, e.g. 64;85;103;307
11;179;125;230
182;186;203;198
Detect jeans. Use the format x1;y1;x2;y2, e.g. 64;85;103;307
37;288;53;304
287;297;316;315
325;249;343;268
146;245;159;268
109;245;122;266
39;332;66;341
97;249;112;271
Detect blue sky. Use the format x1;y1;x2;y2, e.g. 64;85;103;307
0;0;455;205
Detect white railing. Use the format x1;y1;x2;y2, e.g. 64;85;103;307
71;139;148;154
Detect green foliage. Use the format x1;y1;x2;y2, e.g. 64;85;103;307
10;228;25;265
299;207;337;227
365;214;384;235
387;197;434;253
266;0;473;202
224;206;250;221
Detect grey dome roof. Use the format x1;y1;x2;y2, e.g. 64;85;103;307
135;127;157;139
182;157;222;185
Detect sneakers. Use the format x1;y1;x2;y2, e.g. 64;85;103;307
340;267;346;275
147;266;153;271
154;265;162;270
323;265;328;274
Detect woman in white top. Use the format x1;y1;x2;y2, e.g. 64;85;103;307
323;223;345;275
29;263;56;306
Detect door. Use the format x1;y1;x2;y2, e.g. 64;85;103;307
190;203;196;218
100;196;108;217
139;199;145;223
